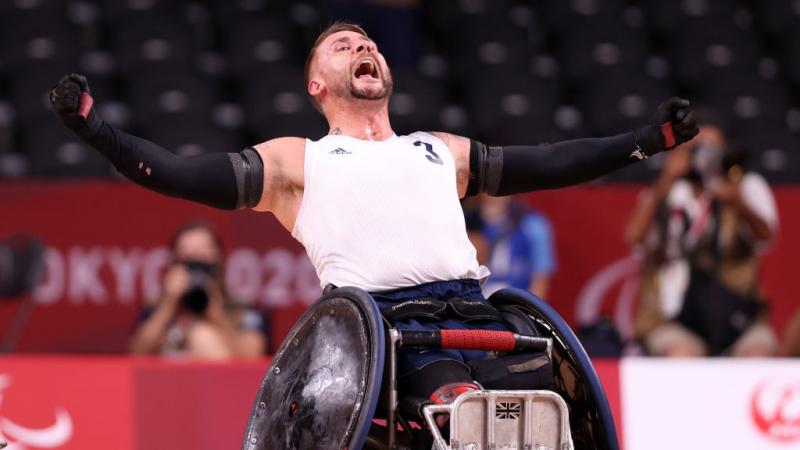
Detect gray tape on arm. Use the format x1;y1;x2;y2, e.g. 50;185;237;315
228;147;264;209
467;139;504;196
485;146;504;196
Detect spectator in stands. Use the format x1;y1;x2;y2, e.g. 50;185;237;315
479;195;556;299
625;116;779;357
130;221;266;360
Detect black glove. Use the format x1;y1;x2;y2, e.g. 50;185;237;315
633;97;699;158
50;73;100;136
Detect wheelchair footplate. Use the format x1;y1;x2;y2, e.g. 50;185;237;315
422;389;574;450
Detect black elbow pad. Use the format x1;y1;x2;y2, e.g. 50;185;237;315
228;147;264;209
466;139;504;196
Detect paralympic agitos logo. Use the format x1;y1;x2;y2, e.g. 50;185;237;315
750;377;800;443
0;375;73;449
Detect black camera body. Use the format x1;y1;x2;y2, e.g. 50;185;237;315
180;261;218;315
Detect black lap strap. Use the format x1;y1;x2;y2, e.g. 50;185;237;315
447;298;504;323
379;298;447;323
379;297;504;324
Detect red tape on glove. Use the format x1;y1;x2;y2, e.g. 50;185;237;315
78;92;94;120
660;122;676;148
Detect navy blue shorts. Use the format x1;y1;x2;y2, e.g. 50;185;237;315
370;279;510;379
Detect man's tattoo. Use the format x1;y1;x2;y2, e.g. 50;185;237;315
330;128;342;135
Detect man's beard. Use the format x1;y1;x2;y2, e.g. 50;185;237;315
346;69;394;100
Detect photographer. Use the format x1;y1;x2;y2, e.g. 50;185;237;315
625;115;779;357
130;221;266;360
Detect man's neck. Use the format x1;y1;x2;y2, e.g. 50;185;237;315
325;99;393;141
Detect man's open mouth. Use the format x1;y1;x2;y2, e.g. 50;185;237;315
354;59;379;80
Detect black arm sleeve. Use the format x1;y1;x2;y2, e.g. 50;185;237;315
467;132;637;196
77;115;263;210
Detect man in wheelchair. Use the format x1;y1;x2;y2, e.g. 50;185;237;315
51;19;698;450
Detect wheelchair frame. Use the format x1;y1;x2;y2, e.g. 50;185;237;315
241;286;619;450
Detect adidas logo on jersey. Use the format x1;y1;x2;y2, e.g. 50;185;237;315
329;148;352;155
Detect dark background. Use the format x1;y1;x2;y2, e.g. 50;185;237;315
0;0;797;183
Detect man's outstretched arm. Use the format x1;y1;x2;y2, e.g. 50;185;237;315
50;73;265;210
438;98;699;198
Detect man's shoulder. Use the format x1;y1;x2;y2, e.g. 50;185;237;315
252;136;306;166
253;136;306;152
391;131;444;146
422;131;463;148
421;131;472;158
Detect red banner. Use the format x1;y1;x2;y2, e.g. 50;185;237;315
0;356;268;450
132;359;269;450
0;357;137;450
4;355;798;450
0;181;797;352
0;356;621;450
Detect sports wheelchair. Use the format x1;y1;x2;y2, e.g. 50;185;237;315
241;286;619;450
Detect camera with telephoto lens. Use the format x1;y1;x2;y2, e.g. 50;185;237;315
180;260;218;315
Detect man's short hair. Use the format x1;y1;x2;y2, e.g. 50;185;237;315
304;21;369;113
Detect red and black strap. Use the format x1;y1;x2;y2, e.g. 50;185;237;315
398;329;549;353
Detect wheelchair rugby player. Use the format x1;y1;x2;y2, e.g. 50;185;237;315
50;21;698;450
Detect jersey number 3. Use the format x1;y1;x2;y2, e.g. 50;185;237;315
414;140;443;165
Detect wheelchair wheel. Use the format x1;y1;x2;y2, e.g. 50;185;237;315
241;287;385;450
489;288;620;450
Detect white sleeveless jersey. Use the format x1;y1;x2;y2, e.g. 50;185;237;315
292;132;489;291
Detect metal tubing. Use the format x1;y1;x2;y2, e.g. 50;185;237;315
388;329;400;449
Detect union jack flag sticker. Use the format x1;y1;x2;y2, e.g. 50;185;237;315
495;401;521;420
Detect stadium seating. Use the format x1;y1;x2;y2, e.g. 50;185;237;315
0;0;796;181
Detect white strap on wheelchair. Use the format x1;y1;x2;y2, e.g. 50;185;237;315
423;390;574;450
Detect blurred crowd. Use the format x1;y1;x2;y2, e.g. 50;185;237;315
466;115;799;357
0;0;798;360
625;114;781;357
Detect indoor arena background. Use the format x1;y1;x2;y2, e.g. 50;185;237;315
0;0;799;449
